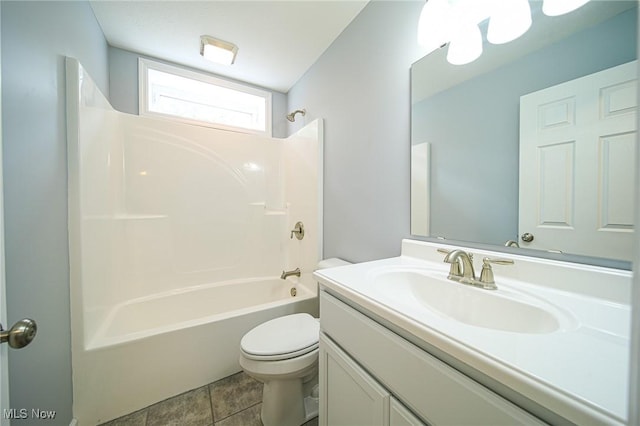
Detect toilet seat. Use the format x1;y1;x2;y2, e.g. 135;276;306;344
240;313;319;361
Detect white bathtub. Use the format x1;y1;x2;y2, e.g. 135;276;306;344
88;275;316;350
72;274;318;425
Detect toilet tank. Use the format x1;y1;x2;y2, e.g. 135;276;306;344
316;258;351;270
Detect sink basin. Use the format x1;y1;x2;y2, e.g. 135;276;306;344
371;268;575;334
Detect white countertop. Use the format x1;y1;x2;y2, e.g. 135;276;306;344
314;240;632;425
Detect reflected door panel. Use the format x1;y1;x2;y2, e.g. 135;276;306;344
519;60;637;261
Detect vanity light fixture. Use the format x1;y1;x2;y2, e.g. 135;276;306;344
542;0;590;17
200;35;238;65
418;0;590;65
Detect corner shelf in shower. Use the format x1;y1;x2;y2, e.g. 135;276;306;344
250;202;288;216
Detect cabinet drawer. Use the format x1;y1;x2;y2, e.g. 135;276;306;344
320;291;545;426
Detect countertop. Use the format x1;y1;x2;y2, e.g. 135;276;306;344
314;240;632;425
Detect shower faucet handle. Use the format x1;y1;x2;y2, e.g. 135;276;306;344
290;221;305;240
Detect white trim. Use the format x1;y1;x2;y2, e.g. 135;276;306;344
138;58;272;136
629;9;640;422
0;6;9;422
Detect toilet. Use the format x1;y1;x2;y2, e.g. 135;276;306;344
239;258;351;426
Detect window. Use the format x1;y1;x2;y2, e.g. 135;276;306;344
139;58;272;136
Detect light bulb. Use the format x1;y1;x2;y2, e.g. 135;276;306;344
542;0;590;17
447;23;483;65
487;0;532;44
417;0;452;53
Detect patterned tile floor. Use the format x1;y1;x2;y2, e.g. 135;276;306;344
99;372;318;426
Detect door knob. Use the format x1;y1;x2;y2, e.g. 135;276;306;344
521;232;534;242
0;318;37;349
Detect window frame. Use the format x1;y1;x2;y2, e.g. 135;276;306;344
138;58;273;136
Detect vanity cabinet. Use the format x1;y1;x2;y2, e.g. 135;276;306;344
319;290;546;426
319;331;425;426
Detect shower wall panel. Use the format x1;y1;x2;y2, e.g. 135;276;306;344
67;57;322;350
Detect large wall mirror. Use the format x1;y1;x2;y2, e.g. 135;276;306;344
411;0;637;266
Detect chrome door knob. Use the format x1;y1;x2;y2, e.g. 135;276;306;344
0;318;37;349
521;232;534;242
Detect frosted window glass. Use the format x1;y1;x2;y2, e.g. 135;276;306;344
140;59;271;135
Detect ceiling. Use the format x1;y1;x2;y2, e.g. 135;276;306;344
90;0;369;93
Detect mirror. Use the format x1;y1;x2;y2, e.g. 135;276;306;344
411;0;637;264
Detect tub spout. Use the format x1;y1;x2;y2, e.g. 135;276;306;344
281;268;301;280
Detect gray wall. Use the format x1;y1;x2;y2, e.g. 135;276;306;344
108;46;289;139
413;8;637;246
287;0;425;262
1;1;109;423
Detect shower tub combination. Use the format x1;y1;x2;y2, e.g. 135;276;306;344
66;58;323;425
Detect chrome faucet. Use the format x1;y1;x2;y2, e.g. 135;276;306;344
443;249;476;281
438;249;513;290
280;267;301;280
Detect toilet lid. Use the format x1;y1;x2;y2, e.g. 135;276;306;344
241;313;319;360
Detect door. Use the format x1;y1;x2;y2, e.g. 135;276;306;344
519;61;637;260
0;12;37;420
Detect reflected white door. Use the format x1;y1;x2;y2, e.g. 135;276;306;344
519;61;637;261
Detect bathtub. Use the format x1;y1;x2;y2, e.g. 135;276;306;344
88;275;317;350
72;274;318;425
67;59;323;425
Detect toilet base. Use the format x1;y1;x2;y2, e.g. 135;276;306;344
260;378;319;426
261;379;303;426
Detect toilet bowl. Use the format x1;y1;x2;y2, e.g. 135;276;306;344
239;258;351;426
239;313;320;426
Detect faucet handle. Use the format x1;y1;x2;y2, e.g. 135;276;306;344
290;221;305;240
479;257;514;285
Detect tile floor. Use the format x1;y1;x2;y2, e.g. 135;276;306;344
99;372;319;426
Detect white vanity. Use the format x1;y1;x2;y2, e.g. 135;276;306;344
313;239;631;425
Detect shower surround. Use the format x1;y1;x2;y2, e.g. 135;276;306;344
66;58;322;425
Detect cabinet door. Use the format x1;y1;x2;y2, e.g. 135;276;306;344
319;333;390;426
390;397;427;426
321;291;546;425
